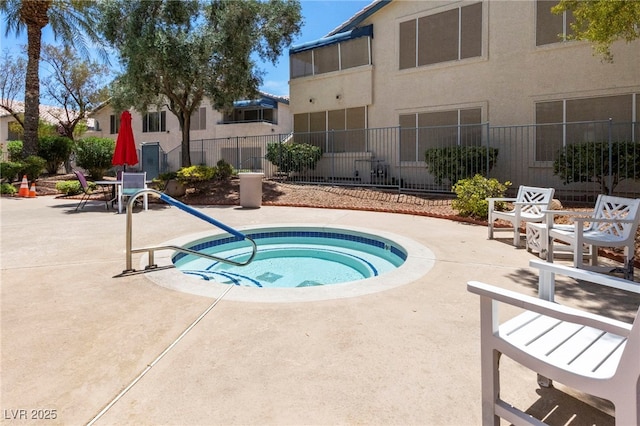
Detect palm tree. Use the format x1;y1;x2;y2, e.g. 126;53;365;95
0;0;105;157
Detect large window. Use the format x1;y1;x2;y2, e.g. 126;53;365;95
109;114;120;135
535;94;638;161
142;111;166;133
536;0;575;46
400;108;482;161
7;122;20;140
314;44;340;74
400;3;482;70
290;27;372;79
223;107;276;124
221;146;263;170
293;107;367;152
340;37;370;70
290;50;313;79
190;107;206;131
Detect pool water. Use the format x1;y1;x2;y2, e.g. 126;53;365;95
173;228;406;288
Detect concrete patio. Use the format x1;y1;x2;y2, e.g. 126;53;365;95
2;194;638;425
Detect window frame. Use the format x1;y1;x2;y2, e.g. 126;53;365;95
399;107;484;163
534;93;638;162
142;110;166;133
110;114;120;135
190;107;207;131
536;0;575;47
399;2;483;70
290;36;372;79
293;106;368;152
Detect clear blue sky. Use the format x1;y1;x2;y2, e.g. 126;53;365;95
0;1;372;98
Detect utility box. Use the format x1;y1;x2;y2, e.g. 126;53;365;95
239;172;264;208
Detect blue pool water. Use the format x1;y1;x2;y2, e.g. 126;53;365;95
173;227;407;288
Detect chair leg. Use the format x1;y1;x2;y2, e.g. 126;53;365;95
547;237;554;262
100;192;109;210
625;248;634;281
481;349;501;426
76;193;89;211
573;243;581;269
513;228;520;247
614;393;639;426
589;244;597;266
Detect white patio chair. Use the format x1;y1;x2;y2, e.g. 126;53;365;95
118;172;148;214
488;185;555;247
468;260;640;425
545;194;640;281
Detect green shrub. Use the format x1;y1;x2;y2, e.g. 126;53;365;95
158;171;178;181
7;141;23;161
0;182;17;195
554;141;639;194
0;161;24;183
152;172;178;190
75;137;116;180
451;174;511;219
1;156;46;183
19;155;46;182
265;142;322;175
55;180;83;195
176;165;217;193
38;136;74;175
424;146;499;185
215;159;234;180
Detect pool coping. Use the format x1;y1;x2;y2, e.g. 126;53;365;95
144;223;436;303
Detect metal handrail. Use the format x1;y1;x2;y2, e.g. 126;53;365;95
120;189;257;276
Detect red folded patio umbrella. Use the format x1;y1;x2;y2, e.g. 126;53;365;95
112;110;138;171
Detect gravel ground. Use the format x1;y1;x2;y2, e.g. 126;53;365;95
31;175;640;266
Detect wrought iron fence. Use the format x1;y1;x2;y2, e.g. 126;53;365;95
163;119;639;204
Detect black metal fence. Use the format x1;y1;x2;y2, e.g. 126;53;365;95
164;119;639;204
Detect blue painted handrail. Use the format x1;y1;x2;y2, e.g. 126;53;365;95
158;193;245;239
121;189;256;275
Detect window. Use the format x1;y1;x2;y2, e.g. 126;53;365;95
535;94;637;161
289;26;372;79
221;147;263;170
223;107;276;124
536;0;575;46
400;3;482;70
110;114;120;134
400;108;483;161
314;44;339;74
7;122;20;140
142;111;166;133
398;20;416;70
89;119;100;131
340;37;370;70
190;107;206;131
290;50;313;79
293;107;367;152
419;9;459;65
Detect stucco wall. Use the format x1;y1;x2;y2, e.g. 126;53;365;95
290;0;640;128
86;97;292;156
286;0;639;193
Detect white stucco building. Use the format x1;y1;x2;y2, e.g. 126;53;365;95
86;93;292;175
287;0;640;196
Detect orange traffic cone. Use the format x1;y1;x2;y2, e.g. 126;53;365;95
28;182;37;198
18;175;29;197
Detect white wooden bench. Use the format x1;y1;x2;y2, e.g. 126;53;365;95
545;194;640;281
467;260;640;425
488;185;555;247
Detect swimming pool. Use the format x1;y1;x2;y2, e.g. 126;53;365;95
173;227;407;288
146;224;436;303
